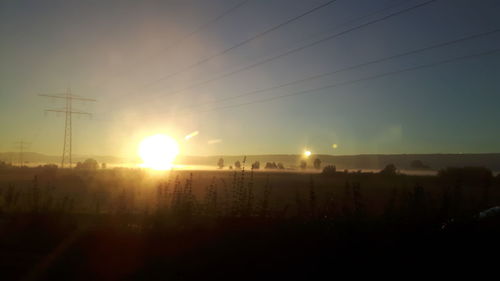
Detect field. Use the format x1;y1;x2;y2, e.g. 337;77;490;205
1;165;500;280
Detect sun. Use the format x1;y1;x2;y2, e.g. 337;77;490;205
138;134;179;170
304;150;312;157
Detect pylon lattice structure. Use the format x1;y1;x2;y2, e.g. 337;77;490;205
39;88;96;168
13;141;30;167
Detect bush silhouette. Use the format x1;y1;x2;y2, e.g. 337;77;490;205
321;165;336;176
379;164;397;176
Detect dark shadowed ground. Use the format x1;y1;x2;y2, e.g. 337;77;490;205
1;167;500;280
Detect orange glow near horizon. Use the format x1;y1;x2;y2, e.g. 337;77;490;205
138;134;179;170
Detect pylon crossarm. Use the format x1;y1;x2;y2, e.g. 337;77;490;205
45;109;92;116
39;94;96;102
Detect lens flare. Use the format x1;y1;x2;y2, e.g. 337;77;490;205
184;131;199;141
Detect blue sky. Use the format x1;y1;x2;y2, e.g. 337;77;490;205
1;0;499;157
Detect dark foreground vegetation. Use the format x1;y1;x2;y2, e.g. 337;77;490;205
1;164;500;280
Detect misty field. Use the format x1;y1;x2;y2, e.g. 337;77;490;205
1;166;500;280
1;166;499;217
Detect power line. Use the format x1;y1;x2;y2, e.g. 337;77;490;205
161;0;436;97
180;28;500;110
193;47;500;114
39;88;96;168
91;45;500;124
93;0;252;89
139;0;339;88
96;0;495;123
103;0;435;115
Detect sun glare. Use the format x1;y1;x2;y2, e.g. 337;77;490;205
138;134;179;170
304;150;312;157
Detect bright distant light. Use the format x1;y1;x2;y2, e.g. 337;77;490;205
332;144;338;149
304;150;312;157
138;134;179;170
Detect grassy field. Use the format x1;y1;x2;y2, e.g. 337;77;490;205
1;166;500;280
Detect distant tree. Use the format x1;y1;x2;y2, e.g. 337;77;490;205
0;161;12;169
229;165;233;170
252;161;260;169
101;163;107;169
265;162;278;169
277;162;285;169
42;163;58;170
234;160;241;169
313;158;322;170
300;160;307;170
217;158;224;169
379;164;397;176
84;158;98;170
321;165;336;176
410;160;430;170
75;158;98;170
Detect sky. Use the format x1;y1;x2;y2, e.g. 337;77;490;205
1;0;499;158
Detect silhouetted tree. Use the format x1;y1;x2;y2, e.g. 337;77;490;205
217;158;224;169
251;161;260;169
101;163;107;169
379;164;397;176
75;158;98;170
313;158;322;170
300;160;307;170
265;162;278;169
0;161;12;169
42;163;58;169
277;162;285;169
321;165;336;176
234;161;241;169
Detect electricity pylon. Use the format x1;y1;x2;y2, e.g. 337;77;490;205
13;141;30;167
39;88;96;168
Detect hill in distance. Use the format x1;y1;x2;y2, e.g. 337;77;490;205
2;152;500;172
